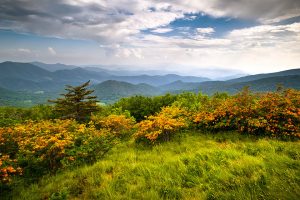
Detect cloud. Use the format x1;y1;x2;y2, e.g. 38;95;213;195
151;28;173;33
157;0;300;23
1;0;299;45
115;48;144;59
227;22;300;50
0;0;299;74
48;47;56;55
17;48;31;53
196;27;215;35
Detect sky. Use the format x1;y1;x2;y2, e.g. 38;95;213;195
0;0;300;75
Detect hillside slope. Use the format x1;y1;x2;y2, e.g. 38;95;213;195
93;80;160;102
164;75;300;95
196;75;300;94
228;68;300;83
0;61;52;81
12;132;300;200
31;62;78;72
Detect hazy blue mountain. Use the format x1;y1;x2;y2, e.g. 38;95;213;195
214;73;249;81
0;62;210;91
0;61;299;106
83;65;173;76
223;75;300;93
93;80;160;103
31;62;78;72
0;62;109;91
52;67;110;83
0;61;53;81
160;80;201;91
228;68;300;83
82;67;115;76
192;75;300;95
110;74;210;86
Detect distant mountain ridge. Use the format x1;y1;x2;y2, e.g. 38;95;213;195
0;61;211;91
31;62;78;72
162;75;300;95
0;61;299;106
0;61;52;81
228;68;300;83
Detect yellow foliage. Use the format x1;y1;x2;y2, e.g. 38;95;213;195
0;119;112;183
91;114;135;137
135;106;188;142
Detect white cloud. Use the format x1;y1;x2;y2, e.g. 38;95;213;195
17;48;31;53
115;48;144;59
48;47;57;55
196;27;215;35
151;28;173;33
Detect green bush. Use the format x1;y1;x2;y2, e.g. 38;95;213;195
0;105;56;127
114;94;178;122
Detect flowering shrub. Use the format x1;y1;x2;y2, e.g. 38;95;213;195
0;154;22;184
0;119;116;184
91;114;135;137
135;106;189;143
194;88;300;138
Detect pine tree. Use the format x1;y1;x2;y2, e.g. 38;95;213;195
49;81;99;122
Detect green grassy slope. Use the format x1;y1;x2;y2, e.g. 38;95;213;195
13;132;300;200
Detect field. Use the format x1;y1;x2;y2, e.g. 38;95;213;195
10;131;300;200
1;88;299;199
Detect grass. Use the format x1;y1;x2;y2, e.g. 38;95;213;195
11;131;300;200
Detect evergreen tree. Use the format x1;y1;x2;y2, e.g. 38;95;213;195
49;81;99;122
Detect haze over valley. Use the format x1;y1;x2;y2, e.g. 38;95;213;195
0;61;299;106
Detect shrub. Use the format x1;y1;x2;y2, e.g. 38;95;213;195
135;106;189;143
0;105;56;127
193;88;300;139
91;114;135;138
0;119;116;183
0;154;22;184
114;94;178;122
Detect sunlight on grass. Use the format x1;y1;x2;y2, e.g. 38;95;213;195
14;131;300;200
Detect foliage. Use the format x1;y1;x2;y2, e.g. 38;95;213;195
1;87;300;197
49;81;99;122
91;114;135;138
114;94;178;122
135;106;189;143
0;105;56;127
0;119;116;185
193;88;300;138
0;154;22;184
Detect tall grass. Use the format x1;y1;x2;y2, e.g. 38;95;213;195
12;131;300;200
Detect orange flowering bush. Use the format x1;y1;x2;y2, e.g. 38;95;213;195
135;106;189;143
193;88;300;138
0;154;22;184
0;119;116;183
91;114;135;137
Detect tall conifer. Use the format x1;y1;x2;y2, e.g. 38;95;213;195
49;81;98;122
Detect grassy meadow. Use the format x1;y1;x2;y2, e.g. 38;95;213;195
10;131;300;200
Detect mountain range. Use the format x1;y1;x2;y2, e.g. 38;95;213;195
0;61;299;106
